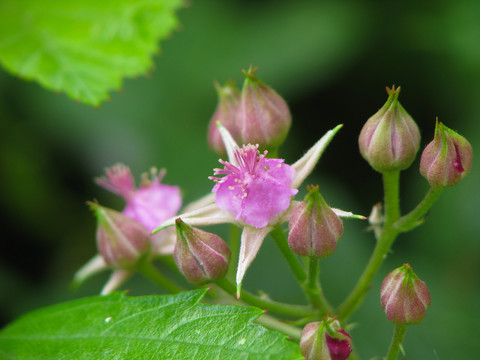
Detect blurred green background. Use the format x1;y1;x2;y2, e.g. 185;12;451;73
1;0;479;358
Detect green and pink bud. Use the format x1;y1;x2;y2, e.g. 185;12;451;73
89;202;151;270
300;319;352;360
207;81;241;155
237;66;292;150
359;86;420;172
380;263;431;324
288;185;343;258
174;218;230;285
420;120;473;187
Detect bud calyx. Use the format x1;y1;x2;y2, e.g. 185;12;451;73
174;218;230;285
420;119;473;187
359;86;420;172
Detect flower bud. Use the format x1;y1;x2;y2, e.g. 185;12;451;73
380;263;431;324
237;66;292;150
359;86;420;172
288;185;343;258
89;202;151;269
420;119;473;187
174;218;230;285
300;319;352;360
207;80;241;155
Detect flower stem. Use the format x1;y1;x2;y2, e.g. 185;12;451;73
383;171;401;226
307;256;318;289
215;278;313;317
270;227;307;283
303;257;332;315
386;324;407;360
394;187;443;232
336;171;401;320
255;313;302;341
137;261;184;294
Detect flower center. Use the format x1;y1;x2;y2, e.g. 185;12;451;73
211;144;267;188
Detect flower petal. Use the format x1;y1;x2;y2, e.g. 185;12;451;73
291;124;343;189
218;122;240;165
214;176;244;222
101;270;133;295
153;204;236;233
150;228;176;256
123;183;182;233
236;226;272;297
241;178;295;228
332;208;367;220
72;254;108;290
182;193;216;213
95;163;136;199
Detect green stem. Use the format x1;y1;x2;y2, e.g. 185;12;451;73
307;257;318;289
270;227;307;283
336;171;401;320
137;261;184;294
255;313;302;341
215;278;312;317
303;257;332;315
383;171;401;226
394;187;443;232
386;324;407;360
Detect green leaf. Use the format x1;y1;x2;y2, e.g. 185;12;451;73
0;289;303;360
0;0;183;106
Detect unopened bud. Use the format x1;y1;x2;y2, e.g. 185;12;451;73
380;263;431;324
300;319;352;360
359;86;420;172
237;66;291;150
420;119;473;187
288;185;343;258
174;218;230;285
207;81;241;155
89;202;150;269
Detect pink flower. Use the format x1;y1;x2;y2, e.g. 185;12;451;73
211;144;298;228
155;124;354;296
74;164;182;295
96;164;182;233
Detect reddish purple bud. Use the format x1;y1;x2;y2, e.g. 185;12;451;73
207;81;241;155
300;319;352;360
238;66;292;150
359;86;420;172
420;120;473;187
381;264;431;325
89;202;151;269
288;185;343;258
174;218;230;285
326;330;352;360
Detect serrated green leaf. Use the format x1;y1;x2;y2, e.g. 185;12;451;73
0;289;303;360
0;0;183;106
